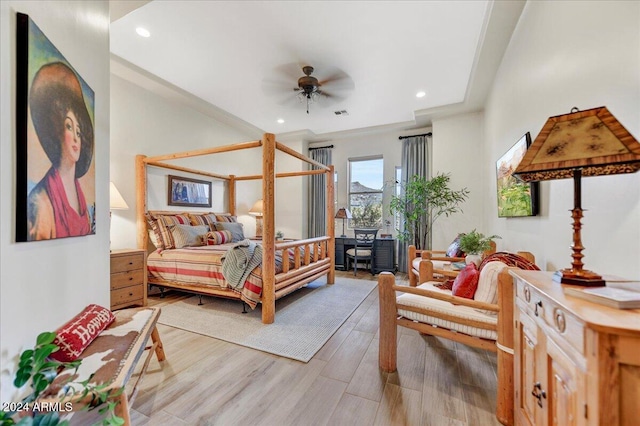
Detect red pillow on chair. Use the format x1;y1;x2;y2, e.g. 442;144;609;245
452;263;480;299
50;304;115;362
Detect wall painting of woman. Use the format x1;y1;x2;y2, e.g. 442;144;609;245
16;13;96;242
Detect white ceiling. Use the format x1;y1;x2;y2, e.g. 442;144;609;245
110;1;524;139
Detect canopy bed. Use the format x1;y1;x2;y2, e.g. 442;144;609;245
136;133;335;324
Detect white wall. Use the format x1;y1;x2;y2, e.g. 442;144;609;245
432;112;485;249
0;0;111;401
483;0;640;279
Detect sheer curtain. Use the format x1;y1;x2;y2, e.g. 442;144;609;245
398;134;431;273
308;147;332;237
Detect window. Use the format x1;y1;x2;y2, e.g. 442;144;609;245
394;166;402;231
349;156;383;228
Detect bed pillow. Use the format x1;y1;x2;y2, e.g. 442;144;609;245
188;213;218;228
155;214;192;249
204;230;233;245
215;214;237;223
50;304;115;362
451;263;479;299
168;224;209;249
145;214;165;250
214;221;244;242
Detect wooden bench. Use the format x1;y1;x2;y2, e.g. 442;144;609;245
42;307;165;424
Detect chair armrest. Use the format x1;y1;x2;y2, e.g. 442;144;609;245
396;285;499;313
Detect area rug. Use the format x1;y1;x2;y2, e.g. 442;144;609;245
157;276;377;362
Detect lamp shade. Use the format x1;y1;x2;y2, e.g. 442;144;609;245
109;182;129;210
514;106;640;182
249;199;263;216
335;208;352;219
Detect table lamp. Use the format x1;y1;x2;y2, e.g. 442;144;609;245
109;182;129;215
249;199;264;238
335;207;352;237
514;106;640;286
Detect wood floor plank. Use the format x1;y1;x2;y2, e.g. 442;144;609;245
286;376;348;426
386;333;427;391
462;384;501;426
374;383;423;426
354;298;381;334
320;329;374;382
345;337;389;402
421;345;467;422
328;393;379;425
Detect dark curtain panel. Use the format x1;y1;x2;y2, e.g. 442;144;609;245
398;135;431;272
308;147;332;237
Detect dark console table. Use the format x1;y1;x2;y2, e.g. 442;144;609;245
334;237;396;274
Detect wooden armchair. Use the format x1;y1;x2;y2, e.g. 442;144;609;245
408;241;496;287
380;251;535;426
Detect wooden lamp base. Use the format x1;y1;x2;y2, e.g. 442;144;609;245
553;269;605;287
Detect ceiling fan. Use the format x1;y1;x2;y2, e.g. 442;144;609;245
262;64;354;114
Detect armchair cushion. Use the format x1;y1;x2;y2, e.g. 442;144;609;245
452;263;479;299
397;282;497;340
412;257;451;272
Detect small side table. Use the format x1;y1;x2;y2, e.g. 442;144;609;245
110;249;147;310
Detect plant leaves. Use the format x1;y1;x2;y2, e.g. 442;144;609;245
35;332;56;347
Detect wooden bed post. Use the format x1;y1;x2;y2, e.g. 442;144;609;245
326;165;335;284
497;268;516;426
262;133;276;324
135;155;147;250
228;174;236;216
378;272;397;372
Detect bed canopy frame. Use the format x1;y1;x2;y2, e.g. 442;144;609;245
135;133;335;324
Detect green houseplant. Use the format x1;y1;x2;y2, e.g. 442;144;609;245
459;229;501;265
389;173;469;250
0;332;124;426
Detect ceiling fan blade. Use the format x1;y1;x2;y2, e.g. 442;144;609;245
318;67;355;91
318;90;346;104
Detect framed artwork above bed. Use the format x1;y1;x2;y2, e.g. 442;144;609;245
168;175;212;207
496;132;539;217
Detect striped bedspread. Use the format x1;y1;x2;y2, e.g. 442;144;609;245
147;244;286;309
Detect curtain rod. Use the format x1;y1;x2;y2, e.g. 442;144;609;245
398;132;432;140
308;145;334;150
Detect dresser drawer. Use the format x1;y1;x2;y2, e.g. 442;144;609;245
111;253;144;274
111;269;145;290
111;285;144;307
516;277;585;357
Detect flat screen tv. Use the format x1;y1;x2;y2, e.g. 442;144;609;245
496;132;539;217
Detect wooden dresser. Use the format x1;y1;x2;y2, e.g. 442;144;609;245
110;249;147;310
510;270;640;426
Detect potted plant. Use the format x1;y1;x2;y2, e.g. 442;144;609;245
459;229;501;266
389;173;469;250
0;332;123;426
275;230;284;240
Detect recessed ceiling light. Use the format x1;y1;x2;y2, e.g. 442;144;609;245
136;27;150;38
277;118;285;124
416;91;426;98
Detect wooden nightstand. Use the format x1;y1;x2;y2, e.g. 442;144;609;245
110;249;147;310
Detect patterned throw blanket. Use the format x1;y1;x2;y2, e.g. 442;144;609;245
221;239;264;291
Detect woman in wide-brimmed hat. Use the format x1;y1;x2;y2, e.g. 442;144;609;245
27;61;94;240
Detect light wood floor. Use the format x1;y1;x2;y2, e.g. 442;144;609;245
131;270;501;426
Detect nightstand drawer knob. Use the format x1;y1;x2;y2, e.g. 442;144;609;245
129;292;133;296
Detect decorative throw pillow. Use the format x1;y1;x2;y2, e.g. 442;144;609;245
50;304;115;362
446;234;465;258
145;214;164;250
155;214;192;249
452;263;479;299
168;224;209;249
205;230;233;245
188;213;218;228
214;221;244;242
215;214;237;223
